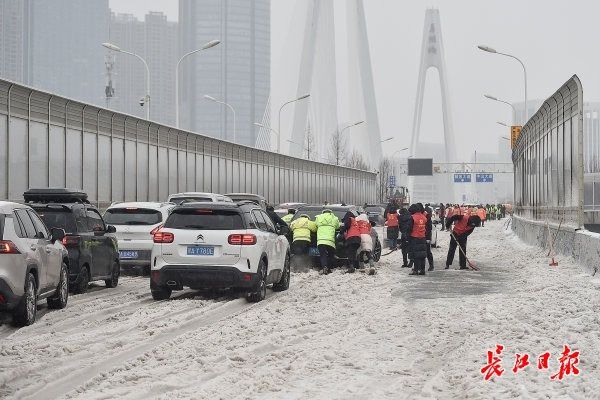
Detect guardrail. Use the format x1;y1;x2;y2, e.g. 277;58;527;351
0;79;377;207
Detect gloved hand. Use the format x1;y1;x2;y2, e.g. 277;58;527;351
426;240;431;244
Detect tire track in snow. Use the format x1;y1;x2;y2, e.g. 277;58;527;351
15;291;285;400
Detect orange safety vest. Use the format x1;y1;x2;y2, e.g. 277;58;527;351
410;213;427;239
453;215;474;236
345;217;361;239
476;208;486;221
357;219;371;235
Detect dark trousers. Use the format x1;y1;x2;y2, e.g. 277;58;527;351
345;238;361;268
440;217;446;230
446;232;469;268
481;220;485;227
413;258;426;273
318;244;335;269
426;242;433;268
292;240;310;255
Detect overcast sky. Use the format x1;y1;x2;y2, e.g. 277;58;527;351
109;0;599;160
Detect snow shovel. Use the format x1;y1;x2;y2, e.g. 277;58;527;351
450;232;479;271
546;217;563;267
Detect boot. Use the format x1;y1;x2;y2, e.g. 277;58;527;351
459;266;468;270
401;264;410;268
347;266;355;274
444;265;450;270
419;269;426;275
409;269;419;275
428;265;434;272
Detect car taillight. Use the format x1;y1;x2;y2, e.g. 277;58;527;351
150;224;163;236
0;240;20;254
153;231;174;243
62;235;81;247
228;234;257;245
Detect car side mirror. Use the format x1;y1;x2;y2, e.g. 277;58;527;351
106;225;116;234
50;227;65;242
370;221;376;227
277;225;290;236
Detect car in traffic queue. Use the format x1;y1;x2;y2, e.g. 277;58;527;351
364;204;386;226
24;189;120;294
104;202;175;274
224;193;268;210
167;192;233;205
150;201;291;302
289;205;382;266
0;201;69;326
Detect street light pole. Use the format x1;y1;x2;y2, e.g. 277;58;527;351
103;42;150;120
278;94;310;153
340;120;364;137
175;40;220;128
478;45;528;122
484;94;516;123
205;95;236;143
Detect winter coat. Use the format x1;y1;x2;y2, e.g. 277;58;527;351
281;214;294;224
398;209;412;241
406;205;428;259
315;211;340;248
425;212;433;241
356;213;374;252
289;216;317;243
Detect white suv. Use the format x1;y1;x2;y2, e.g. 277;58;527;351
104;202;175;274
0;202;69;326
150;201;291;302
167;192;232;205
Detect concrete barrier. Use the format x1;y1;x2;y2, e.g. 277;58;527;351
511;215;599;276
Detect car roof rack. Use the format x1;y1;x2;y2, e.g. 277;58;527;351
23;188;90;204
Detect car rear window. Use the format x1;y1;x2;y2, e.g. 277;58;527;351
365;207;383;213
164;209;244;230
34;209;77;233
104;208;162;225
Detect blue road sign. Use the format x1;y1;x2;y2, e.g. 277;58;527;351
454;173;471;183
389;175;396;187
476;173;494;183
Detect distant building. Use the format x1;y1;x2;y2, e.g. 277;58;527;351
30;0;109;105
179;0;270;145
0;0;31;83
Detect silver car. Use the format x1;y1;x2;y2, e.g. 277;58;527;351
0;202;69;326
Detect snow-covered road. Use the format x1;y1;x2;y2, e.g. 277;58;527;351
1;220;599;399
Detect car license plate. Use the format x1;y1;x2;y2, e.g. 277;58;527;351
187;246;215;256
309;247;320;256
119;250;139;259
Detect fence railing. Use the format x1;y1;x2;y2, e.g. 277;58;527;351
512;75;584;227
0;79;377;208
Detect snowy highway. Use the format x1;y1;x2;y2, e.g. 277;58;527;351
1;220;599;399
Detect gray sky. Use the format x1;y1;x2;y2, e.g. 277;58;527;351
109;0;600;160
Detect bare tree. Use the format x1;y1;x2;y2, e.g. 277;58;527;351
329;129;348;166
377;157;394;203
345;150;370;170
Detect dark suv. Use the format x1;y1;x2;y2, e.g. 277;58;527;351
24;189;120;293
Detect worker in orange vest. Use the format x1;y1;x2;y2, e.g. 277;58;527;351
407;203;429;276
476;205;487;227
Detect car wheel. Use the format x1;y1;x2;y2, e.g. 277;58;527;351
373;239;382;262
48;263;69;309
247;260;267;302
273;253;291;292
105;260;120;288
73;266;90;294
150;281;172;301
13;273;37;326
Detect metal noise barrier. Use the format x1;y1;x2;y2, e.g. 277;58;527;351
512;75;584;228
0;79;377;208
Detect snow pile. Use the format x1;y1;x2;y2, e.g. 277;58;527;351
0;220;598;399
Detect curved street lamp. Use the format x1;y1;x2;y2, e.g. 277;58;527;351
175;39;220;128
478;45;528;122
205;95;236;143
278;94;310;153
102;42;150;120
